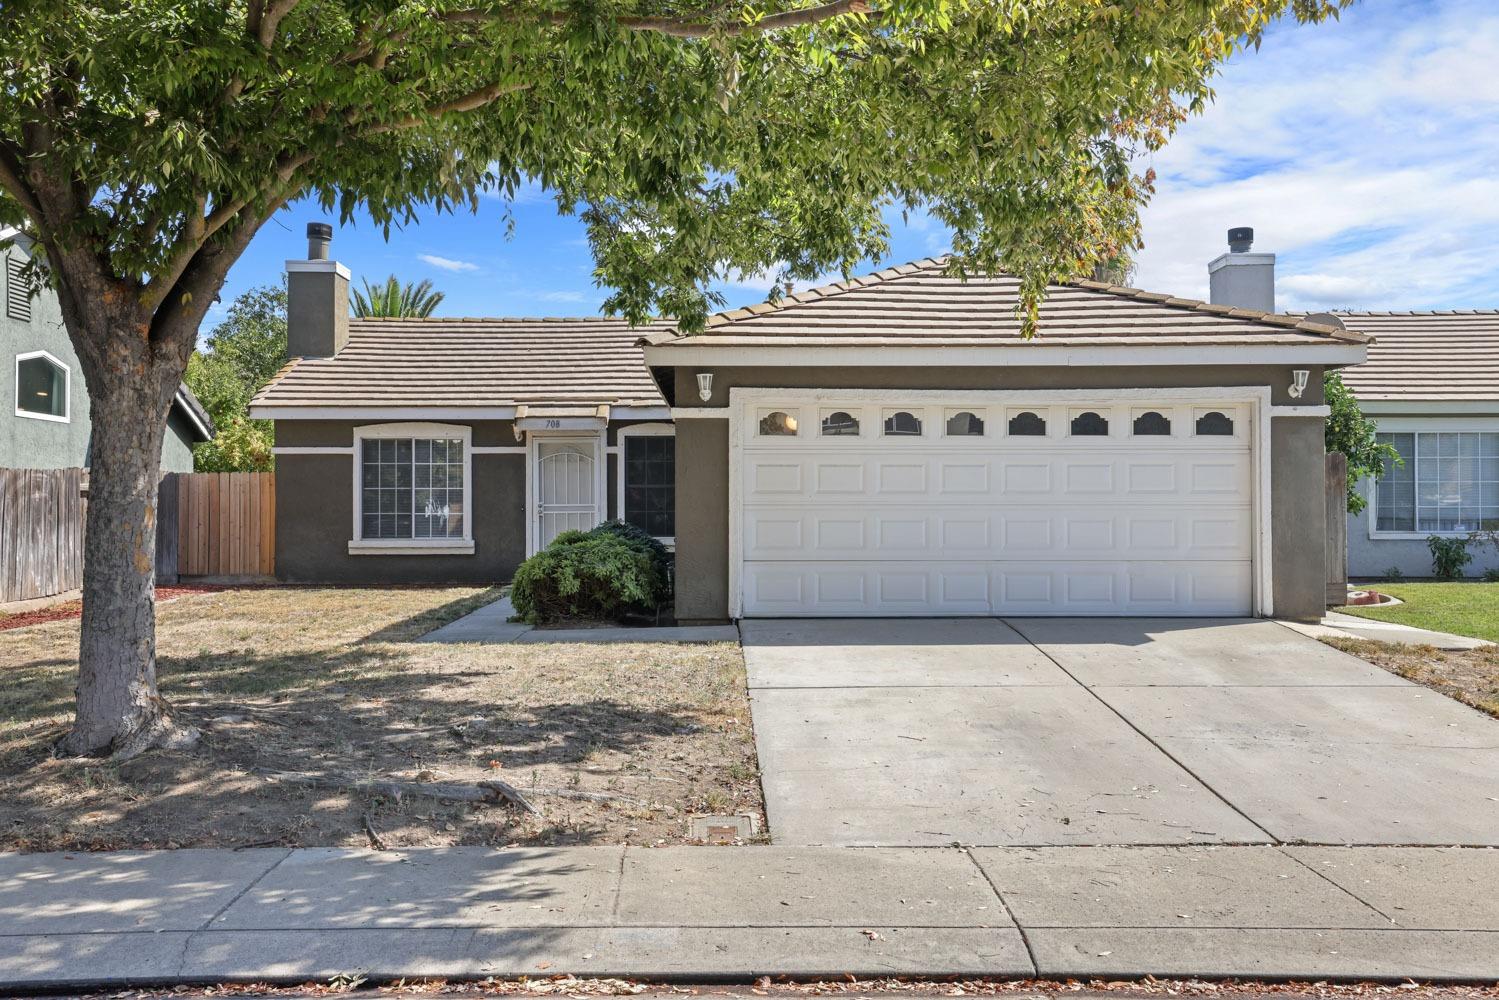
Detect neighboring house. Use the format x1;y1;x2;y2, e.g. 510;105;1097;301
253;224;1365;622
1;229;215;471
1335;312;1499;579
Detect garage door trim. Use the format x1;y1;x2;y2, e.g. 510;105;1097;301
726;386;1274;618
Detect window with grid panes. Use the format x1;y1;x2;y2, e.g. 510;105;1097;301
1375;431;1499;532
622;435;674;538
360;437;465;539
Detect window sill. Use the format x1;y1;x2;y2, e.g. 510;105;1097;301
348;540;475;556
14;409;69;423
1368;530;1486;540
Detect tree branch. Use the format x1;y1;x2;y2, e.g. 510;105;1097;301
364;79;533;135
0;139;43;220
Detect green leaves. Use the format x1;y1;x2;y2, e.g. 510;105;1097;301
0;0;1354;334
352;276;447;317
1326;371;1398;516
184;283;287;472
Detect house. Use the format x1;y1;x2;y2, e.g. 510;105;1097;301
1334;311;1499;579
1;229;215;471
252;223;1366;622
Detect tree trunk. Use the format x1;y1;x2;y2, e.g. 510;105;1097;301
55;311;200;759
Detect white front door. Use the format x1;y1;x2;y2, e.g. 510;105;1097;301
535;438;601;548
736;395;1259;617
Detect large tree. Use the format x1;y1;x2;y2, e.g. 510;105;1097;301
1;0;1349;758
185;284;288;472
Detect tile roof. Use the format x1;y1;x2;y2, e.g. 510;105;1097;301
252;317;671;410
1330;311;1499;402
642;257;1366;348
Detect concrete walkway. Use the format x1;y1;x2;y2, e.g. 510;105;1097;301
420;596;738;644
2;844;1496;988
742;617;1499;847
1282;611;1494;651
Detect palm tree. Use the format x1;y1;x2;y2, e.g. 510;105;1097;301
352;276;445;317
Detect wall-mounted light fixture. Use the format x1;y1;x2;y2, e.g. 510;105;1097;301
1288;369;1310;399
696;372;714;403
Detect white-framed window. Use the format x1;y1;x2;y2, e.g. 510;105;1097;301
1374;431;1499;534
1069;410;1109;436
820;410;861;436
882;409;923;436
1006;409;1047;437
350;422;473;554
1131;410;1172;436
758;409;799;436
14;350;69;422
945;410;985;436
617;424;675;542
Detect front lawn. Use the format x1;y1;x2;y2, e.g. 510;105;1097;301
1339;582;1499;643
0;586;760;851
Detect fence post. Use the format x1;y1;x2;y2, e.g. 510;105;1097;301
1326;452;1349;608
155;472;180;585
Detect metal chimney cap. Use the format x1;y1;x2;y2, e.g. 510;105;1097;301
1227;227;1254;253
306;222;333;240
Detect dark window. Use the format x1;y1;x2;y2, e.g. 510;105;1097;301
360;436;465;539
821;411;860;436
15;354;66;418
1195;411;1235;436
5;255;32;323
883;411;922;436
1008;411;1046;436
759;410;797;436
623;435;675;538
946;411;984;436
1132;411;1171;436
1070;411;1109;436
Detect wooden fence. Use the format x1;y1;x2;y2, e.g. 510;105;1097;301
0;467;86;604
172;471;276;581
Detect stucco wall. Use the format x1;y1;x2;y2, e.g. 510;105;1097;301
161;409;198;473
1346;480;1499;580
273;417;655;585
0;241;93;469
667;363;1331;622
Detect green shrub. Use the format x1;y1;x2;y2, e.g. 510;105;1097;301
1383;566;1405;582
1483;568;1499;583
510;523;671;625
592;519;672;585
1427;535;1473;580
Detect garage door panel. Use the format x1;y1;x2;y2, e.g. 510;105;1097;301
744;505;1252;562
738;398;1257;616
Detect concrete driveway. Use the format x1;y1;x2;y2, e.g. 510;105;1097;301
741;618;1499;847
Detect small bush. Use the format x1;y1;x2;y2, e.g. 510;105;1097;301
510;523;671;625
1427;535;1473;580
592;519;672;585
1483;568;1499;583
1383;566;1405;582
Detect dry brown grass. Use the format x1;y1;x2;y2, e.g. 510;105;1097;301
0;586;761;851
1321;636;1499;718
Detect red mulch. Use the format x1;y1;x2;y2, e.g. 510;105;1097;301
0;585;233;632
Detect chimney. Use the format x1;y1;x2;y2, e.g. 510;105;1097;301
1208;226;1275;313
286;222;349;359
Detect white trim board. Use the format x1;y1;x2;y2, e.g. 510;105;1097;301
725;386;1275;620
251;404;672;421
272;446;354;456
13;349;70;423
646;343;1365;368
1359;400;1499;416
1270;405;1330;418
670;407;730;419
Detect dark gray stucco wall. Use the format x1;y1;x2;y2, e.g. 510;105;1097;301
673;418;730;624
1271;416;1328;620
666;363;1331;622
161;409;198;473
273;417;656;585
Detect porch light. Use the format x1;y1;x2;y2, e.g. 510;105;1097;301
696;372;714;403
1289;369;1310;399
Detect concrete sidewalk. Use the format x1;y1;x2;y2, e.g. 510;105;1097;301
1;845;1496;988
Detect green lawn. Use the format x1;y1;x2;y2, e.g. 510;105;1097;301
1341;582;1499;642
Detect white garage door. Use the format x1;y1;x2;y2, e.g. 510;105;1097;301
737;397;1256;617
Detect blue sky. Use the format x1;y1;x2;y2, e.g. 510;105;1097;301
211;0;1499;330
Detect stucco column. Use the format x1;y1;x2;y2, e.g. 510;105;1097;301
1271;414;1329;621
673;417;731;623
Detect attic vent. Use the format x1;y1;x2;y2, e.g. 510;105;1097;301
5;255;32;323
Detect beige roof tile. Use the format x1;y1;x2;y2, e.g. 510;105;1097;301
252;317;670;410
1330;311;1499;402
648;258;1364;347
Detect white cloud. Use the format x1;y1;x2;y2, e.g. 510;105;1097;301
538;290;589;303
1133;0;1499;312
418;253;480;273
